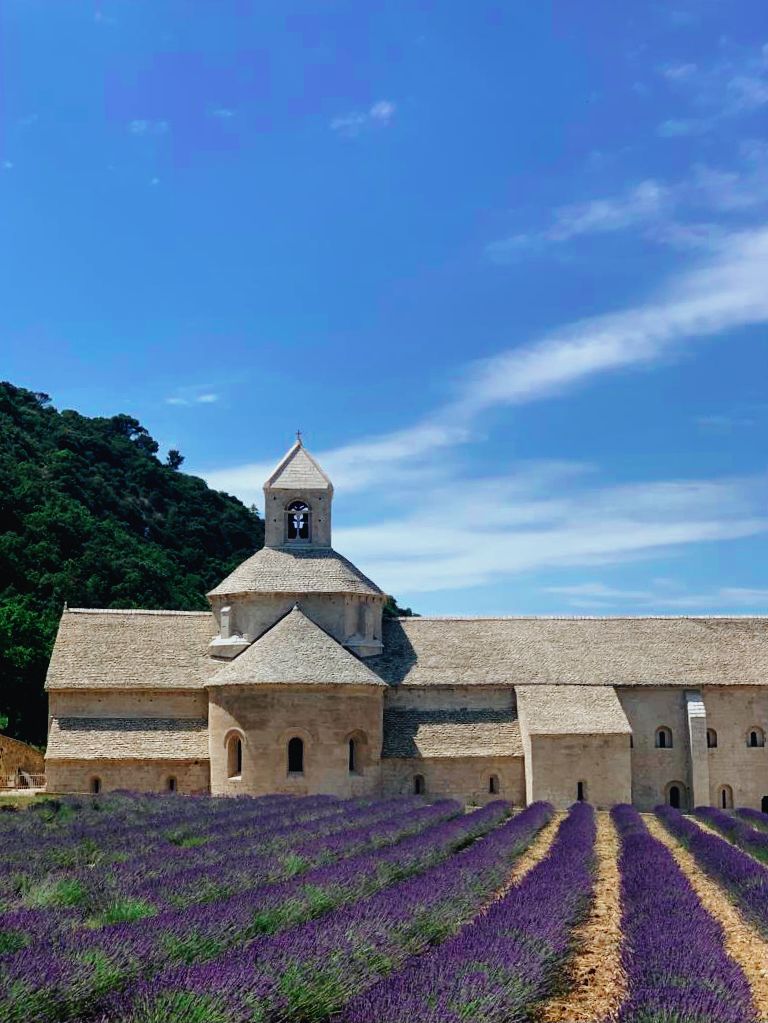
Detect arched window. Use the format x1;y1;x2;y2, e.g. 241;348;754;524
348;739;358;774
577;781;586;802
655;727;673;749
706;728;718;749
413;774;425;795
748;727;765;748
167;777;177;793
489;774;500;795
285;501;311;543
718;785;734;809
666;782;687;809
91;777;102;795
227;735;243;779
762;796;768;814
288;737;304;774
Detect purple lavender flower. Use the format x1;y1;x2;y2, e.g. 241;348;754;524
614;804;756;1023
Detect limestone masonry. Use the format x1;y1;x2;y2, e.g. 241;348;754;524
44;439;768;809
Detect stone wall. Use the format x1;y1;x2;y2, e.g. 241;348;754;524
384;685;516;712
702;686;768;810
381;755;525;805
45;758;210;794
211;592;383;655
523;734;631;809
617;687;693;809
208;683;384;797
0;734;45;780
48;689;208;718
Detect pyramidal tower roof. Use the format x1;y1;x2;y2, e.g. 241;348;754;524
265;437;333;492
207;605;385;687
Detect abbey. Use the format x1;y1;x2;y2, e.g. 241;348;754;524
45;439;768;810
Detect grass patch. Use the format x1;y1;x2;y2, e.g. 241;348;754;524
165;830;208;848
0;929;31;955
23;877;89;909
87;898;157;928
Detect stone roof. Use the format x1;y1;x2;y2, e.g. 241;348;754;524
46;717;210;760
382;707;523;758
45;609;217;690
369;616;768;688
516;685;631;735
265;440;333;491
208;606;386;687
207;546;382;598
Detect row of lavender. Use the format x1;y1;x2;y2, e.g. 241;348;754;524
611;805;756;1023
0;799;523;1022
339;800;596;1023
0;792;343;897
694;805;768;865
657;803;768;935
0;794;407;934
101;801;556;1023
0;796;459;952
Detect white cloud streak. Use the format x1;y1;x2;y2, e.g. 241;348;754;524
546;580;768;612
203;224;768;596
330;100;396;137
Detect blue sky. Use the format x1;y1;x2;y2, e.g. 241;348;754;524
2;0;768;615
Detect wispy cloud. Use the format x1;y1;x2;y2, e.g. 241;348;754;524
165;392;220;407
488;144;768;257
468;227;768;414
204;225;768;595
129;119;170;136
333;472;767;594
545;579;768;612
656;41;768;136
330;100;396;137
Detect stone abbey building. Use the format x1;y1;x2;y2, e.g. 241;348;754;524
45;439;768;810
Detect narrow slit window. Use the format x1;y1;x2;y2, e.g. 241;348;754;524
288;737;304;774
413;774;425;795
489;774;500;795
227;736;243;779
655;727;673;749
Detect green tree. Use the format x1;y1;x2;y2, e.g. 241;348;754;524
0;382;264;744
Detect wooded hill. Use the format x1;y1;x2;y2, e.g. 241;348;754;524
0;383;264;745
0;383;412;747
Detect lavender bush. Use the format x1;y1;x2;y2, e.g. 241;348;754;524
337;800;595;1023
696;806;768;864
105;802;553;1023
656;803;768;936
613;804;756;1023
736;807;768;832
0;799;496;1022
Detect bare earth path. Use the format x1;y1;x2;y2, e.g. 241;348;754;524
648;815;768;1020
536;812;626;1023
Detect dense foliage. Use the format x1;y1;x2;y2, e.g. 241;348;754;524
0;383;264;744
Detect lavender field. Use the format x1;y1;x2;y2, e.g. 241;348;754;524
1;794;768;1022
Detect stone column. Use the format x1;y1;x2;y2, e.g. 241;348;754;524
685;689;710;809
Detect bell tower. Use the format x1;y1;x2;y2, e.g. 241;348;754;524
263;435;333;549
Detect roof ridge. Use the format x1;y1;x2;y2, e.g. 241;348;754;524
393;614;768;622
65;608;211;617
